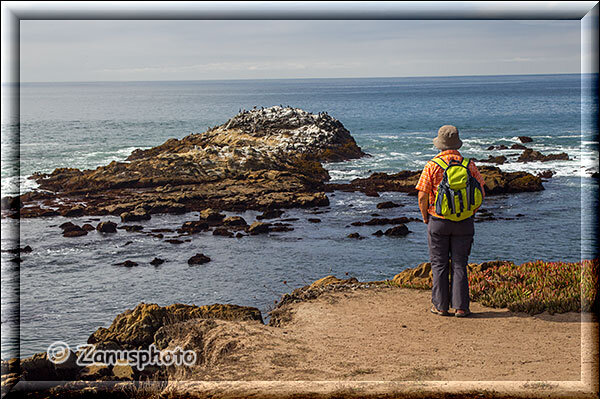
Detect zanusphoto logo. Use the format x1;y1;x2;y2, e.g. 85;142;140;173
47;341;196;370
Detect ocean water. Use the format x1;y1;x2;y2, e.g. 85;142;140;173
1;74;598;358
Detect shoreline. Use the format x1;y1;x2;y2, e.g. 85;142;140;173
2;262;598;398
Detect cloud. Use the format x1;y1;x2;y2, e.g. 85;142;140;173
19;20;582;82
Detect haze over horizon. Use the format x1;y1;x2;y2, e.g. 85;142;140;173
20;20;583;83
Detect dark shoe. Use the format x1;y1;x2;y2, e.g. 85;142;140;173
455;309;472;318
430;305;450;316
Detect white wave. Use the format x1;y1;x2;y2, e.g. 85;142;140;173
1;175;40;196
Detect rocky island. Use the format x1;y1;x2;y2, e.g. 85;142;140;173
4;106;543;221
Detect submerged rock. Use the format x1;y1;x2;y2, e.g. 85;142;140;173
62;225;88;237
376;201;402;209
81;223;95;231
511;143;528;150
213;228;234;237
384;224;410;237
222;216;248;227
115;260;138;267
247;221;270;235
96;221;117;233
188;253;211;265
178;220;209;234
347;232;363;239
150;257;165;266
352;217;416;226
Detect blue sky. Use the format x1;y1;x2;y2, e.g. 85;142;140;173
20;19;582;82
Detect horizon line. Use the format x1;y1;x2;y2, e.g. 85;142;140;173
13;72;592;85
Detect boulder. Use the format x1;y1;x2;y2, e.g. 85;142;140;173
59;221;79;232
87;302;263;350
393;262;432;287
347;233;363;239
63;227;88;237
120;208;151;222
96;221;117;233
518;136;533;143
200;208;225;223
81;223;95;231
510;143;528;150
179;221;209;234
372;230;384;237
247;221;270;235
376;201;402;209
213;228;234;237
222;216;247;227
384;224;410;237
307;218;321;223
477;155;507;165
150;258;165;266
188;253;211;265
537;170;554;179
114;260;138;267
60;205;85;217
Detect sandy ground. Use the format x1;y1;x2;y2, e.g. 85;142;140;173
163;286;598;398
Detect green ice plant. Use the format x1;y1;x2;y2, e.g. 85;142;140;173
468;259;598;314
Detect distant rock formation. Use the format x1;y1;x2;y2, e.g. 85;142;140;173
517;149;569;163
11;106;365;218
325;165;544;196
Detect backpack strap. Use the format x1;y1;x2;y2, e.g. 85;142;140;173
431;157;448;170
461;158;470;168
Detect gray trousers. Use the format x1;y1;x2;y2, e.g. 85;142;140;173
427;216;474;312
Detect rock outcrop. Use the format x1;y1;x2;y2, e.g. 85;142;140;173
88;303;263;350
12;106;364;219
517;149;569;163
326;165;543;196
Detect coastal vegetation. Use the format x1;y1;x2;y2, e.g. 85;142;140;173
394;259;599;315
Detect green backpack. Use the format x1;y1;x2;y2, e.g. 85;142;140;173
431;157;483;221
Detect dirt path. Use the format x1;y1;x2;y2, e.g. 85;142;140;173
165;286;598;398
